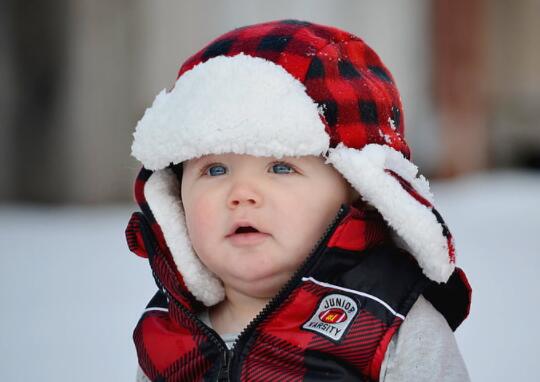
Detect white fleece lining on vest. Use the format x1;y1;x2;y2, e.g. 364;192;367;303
132;53;329;170
144;169;225;306
327;143;454;283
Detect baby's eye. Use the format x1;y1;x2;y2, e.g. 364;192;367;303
204;164;227;176
270;162;295;174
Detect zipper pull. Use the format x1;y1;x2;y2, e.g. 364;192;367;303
218;349;233;381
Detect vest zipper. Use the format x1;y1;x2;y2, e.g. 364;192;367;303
218;348;234;381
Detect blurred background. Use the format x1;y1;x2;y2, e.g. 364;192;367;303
1;0;539;380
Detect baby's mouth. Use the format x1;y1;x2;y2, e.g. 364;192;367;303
234;226;259;234
227;225;270;246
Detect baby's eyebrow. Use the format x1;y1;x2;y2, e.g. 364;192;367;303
190;155;212;165
183;156;209;172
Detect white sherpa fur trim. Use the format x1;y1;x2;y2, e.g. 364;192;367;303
132;53;329;170
327;143;454;283
145;169;225;306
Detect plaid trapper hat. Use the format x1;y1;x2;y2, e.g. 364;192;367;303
131;19;457;306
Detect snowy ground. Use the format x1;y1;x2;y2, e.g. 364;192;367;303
1;170;539;381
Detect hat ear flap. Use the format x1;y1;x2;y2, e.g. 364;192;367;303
327;143;455;283
144;169;225;306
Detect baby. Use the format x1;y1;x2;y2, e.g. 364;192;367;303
126;19;472;381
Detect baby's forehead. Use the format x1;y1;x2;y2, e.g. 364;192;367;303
186;153;323;165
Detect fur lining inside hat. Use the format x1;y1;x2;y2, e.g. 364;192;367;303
327;143;455;283
132;53;330;170
145;169;225;306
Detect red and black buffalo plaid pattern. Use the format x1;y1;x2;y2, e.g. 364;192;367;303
177;19;410;158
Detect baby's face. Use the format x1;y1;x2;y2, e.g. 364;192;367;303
181;153;354;298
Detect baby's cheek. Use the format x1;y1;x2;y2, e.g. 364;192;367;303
188;197;218;238
279;216;315;266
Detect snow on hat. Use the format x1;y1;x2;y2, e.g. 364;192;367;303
130;19;456;306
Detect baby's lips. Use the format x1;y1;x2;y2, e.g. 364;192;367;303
226;220;265;237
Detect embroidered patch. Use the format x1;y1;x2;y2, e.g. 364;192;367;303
302;293;359;342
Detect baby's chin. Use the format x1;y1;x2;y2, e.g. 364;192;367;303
222;271;293;299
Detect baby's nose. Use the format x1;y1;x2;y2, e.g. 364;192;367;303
227;183;262;208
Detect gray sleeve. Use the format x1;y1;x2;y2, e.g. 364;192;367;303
136;365;152;382
380;295;470;382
